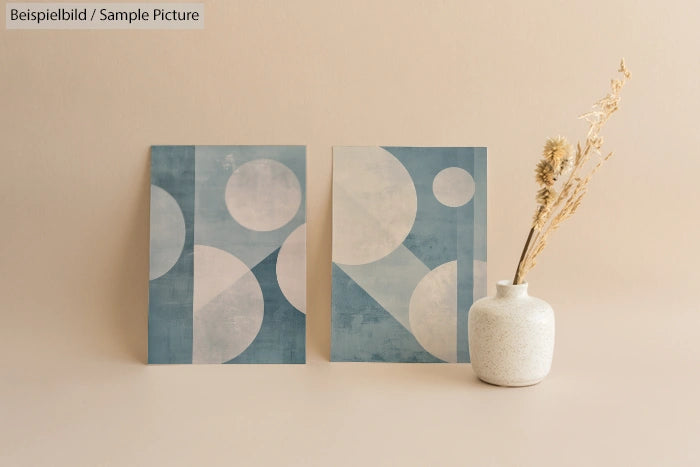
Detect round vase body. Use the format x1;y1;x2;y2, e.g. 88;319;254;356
468;280;554;387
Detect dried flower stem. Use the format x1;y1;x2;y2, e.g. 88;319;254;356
513;227;534;285
513;59;631;284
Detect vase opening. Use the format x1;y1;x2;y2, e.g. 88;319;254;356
495;280;529;298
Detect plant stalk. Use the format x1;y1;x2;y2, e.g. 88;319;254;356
513;227;535;285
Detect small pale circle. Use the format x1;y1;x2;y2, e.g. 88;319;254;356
225;159;301;232
432;167;475;207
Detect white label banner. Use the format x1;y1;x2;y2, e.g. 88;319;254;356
6;3;204;29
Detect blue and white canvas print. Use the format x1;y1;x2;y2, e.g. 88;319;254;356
331;147;487;363
149;145;306;364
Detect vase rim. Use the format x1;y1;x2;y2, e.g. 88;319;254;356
496;280;529;298
496;279;528;287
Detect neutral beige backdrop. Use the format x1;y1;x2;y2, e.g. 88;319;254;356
2;0;700;465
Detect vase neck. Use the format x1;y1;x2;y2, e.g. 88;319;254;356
496;280;529;299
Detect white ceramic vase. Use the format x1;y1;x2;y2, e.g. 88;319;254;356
468;280;555;387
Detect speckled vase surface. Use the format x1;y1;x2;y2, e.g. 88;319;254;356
468;280;554;387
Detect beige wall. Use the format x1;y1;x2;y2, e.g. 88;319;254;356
2;1;699;465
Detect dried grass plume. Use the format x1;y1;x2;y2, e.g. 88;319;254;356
513;59;631;285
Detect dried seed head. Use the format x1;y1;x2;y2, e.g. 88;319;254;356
536;187;556;207
542;136;572;166
535;160;556;186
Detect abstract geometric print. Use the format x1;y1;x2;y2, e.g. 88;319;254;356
149;146;306;364
331;147;487;363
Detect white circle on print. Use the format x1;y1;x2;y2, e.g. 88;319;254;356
409;260;458;363
276;224;306;313
432;167;475;207
193;245;264;364
225;159;301;232
332;146;417;265
149;185;186;280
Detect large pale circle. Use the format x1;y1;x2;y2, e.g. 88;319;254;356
409;261;458;362
473;259;488;301
149;185;186;280
433;167;475;207
225;159;301;232
333;147;417;265
193;245;264;363
276;224;306;313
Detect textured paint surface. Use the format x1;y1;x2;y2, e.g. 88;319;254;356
331;147;487;363
149;185;186;281
332;146;417;266
409;260;458;362
192;245;265;364
149;145;306;364
227;248;306;364
276;224;307;314
149;146;195;364
331;265;442;363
